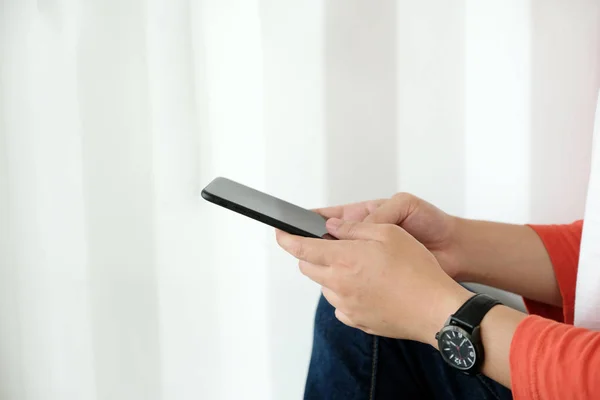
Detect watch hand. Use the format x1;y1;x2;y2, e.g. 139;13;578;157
460;339;466;347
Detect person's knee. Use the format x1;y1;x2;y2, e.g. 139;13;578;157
314;294;336;335
307;295;376;398
313;294;371;352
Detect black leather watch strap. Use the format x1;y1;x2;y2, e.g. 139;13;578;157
452;294;501;331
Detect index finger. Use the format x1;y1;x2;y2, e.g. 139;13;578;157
313;199;386;221
276;229;348;265
364;193;415;224
312;205;344;219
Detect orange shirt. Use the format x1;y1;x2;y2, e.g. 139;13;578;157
510;221;600;399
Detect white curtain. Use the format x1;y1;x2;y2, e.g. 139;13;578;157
1;1;598;399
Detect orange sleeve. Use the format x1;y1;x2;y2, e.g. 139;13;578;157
510;315;600;399
523;220;583;324
509;221;588;399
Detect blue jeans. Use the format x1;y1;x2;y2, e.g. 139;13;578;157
305;295;513;400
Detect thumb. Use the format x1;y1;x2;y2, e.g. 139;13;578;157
326;218;386;241
363;193;414;225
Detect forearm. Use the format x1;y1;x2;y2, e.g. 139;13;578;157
452;218;562;306
471;305;526;388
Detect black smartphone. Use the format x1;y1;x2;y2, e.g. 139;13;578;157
201;177;331;239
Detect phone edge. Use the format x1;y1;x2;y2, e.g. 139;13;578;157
201;188;323;239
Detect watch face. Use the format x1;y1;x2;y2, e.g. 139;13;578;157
438;327;476;370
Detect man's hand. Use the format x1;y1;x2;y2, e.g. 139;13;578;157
276;219;472;342
315;194;463;280
315;193;564;307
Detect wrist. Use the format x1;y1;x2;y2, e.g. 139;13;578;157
441;216;472;282
447;217;477;282
424;286;474;348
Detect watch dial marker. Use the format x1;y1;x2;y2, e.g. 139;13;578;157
440;329;476;370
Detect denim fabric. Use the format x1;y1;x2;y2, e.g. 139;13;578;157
305;295;513;400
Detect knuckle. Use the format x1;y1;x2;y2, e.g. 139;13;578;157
292;242;307;260
346;263;364;280
337;275;358;298
342;310;354;321
328;279;344;295
392;192;414;203
361;327;374;335
343;307;359;322
347;261;362;277
334;309;349;325
344;222;359;238
334;280;351;298
380;224;400;240
343;292;359;309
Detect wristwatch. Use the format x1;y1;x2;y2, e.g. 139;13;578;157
434;293;501;375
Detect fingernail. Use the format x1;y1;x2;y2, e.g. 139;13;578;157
326;218;343;230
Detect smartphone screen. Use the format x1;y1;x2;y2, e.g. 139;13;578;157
201;177;330;239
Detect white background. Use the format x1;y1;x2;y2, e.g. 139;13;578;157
1;1;599;399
